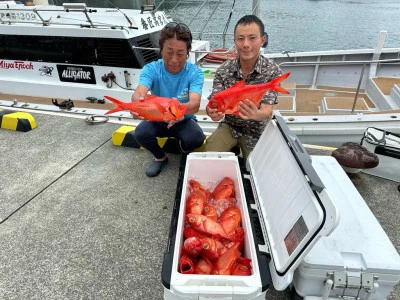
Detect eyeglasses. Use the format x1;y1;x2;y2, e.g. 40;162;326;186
164;22;193;42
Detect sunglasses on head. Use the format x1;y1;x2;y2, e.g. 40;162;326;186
164;22;193;41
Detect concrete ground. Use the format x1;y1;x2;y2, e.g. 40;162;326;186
0;111;398;299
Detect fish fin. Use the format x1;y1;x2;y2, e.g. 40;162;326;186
145;102;170;121
229;80;245;89
153;102;165;110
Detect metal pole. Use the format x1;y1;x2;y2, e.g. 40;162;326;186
351;63;365;114
252;0;260;17
188;0;210;27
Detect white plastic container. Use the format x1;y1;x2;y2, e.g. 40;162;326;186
292;155;400;300
162;116;340;299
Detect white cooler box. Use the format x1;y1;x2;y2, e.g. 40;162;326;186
161;116;400;299
293;156;400;299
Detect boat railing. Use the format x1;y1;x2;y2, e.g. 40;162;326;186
0;4;138;29
0;4;93;26
132;45;236;64
279;58;400;113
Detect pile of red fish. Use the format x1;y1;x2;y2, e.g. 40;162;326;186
179;177;252;276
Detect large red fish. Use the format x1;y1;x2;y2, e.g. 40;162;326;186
219;205;241;235
207;72;290;115
186;192;206;215
202;203;218;221
188;179;210;200
185;213;229;239
201;237;228;261
104;95;187;121
213;242;242;275
211;177;235;200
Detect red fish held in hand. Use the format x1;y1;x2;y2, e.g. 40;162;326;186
104;95;187;121
207;72;290;115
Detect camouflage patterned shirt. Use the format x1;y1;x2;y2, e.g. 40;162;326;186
208;55;282;149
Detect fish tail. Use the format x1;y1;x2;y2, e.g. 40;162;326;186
269;72;290;86
268;72;291;95
104;107;123;115
273;86;290;94
104;95;127;115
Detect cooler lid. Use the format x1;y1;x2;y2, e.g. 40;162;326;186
247;115;339;291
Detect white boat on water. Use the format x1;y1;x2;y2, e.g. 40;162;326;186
0;0;399;147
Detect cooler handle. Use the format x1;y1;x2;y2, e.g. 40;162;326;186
242;174;272;292
161;155;186;289
274;115;325;193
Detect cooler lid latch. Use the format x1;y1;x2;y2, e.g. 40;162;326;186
326;271;379;298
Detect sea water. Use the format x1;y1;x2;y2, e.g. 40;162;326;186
52;0;400;53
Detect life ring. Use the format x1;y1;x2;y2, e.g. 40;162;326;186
203;48;238;63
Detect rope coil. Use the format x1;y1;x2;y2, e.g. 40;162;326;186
203;48;238;64
85;115;109;124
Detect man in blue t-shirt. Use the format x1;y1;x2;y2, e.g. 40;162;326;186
131;22;205;177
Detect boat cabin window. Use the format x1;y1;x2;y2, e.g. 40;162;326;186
0;34;160;68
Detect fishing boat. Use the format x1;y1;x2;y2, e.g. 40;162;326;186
1;0;399;147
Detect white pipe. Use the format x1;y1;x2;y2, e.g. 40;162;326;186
369;30;387;78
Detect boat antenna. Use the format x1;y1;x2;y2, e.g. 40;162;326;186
104;0;134;28
222;0;236;48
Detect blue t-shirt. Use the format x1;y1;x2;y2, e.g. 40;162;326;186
138;59;204;119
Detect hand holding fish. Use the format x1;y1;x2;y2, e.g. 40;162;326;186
236;99;265;121
166;98;185;128
167;116;184;128
206;106;224;121
130;96;145;120
130;111;145;120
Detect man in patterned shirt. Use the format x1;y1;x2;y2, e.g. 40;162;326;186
205;14;283;163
